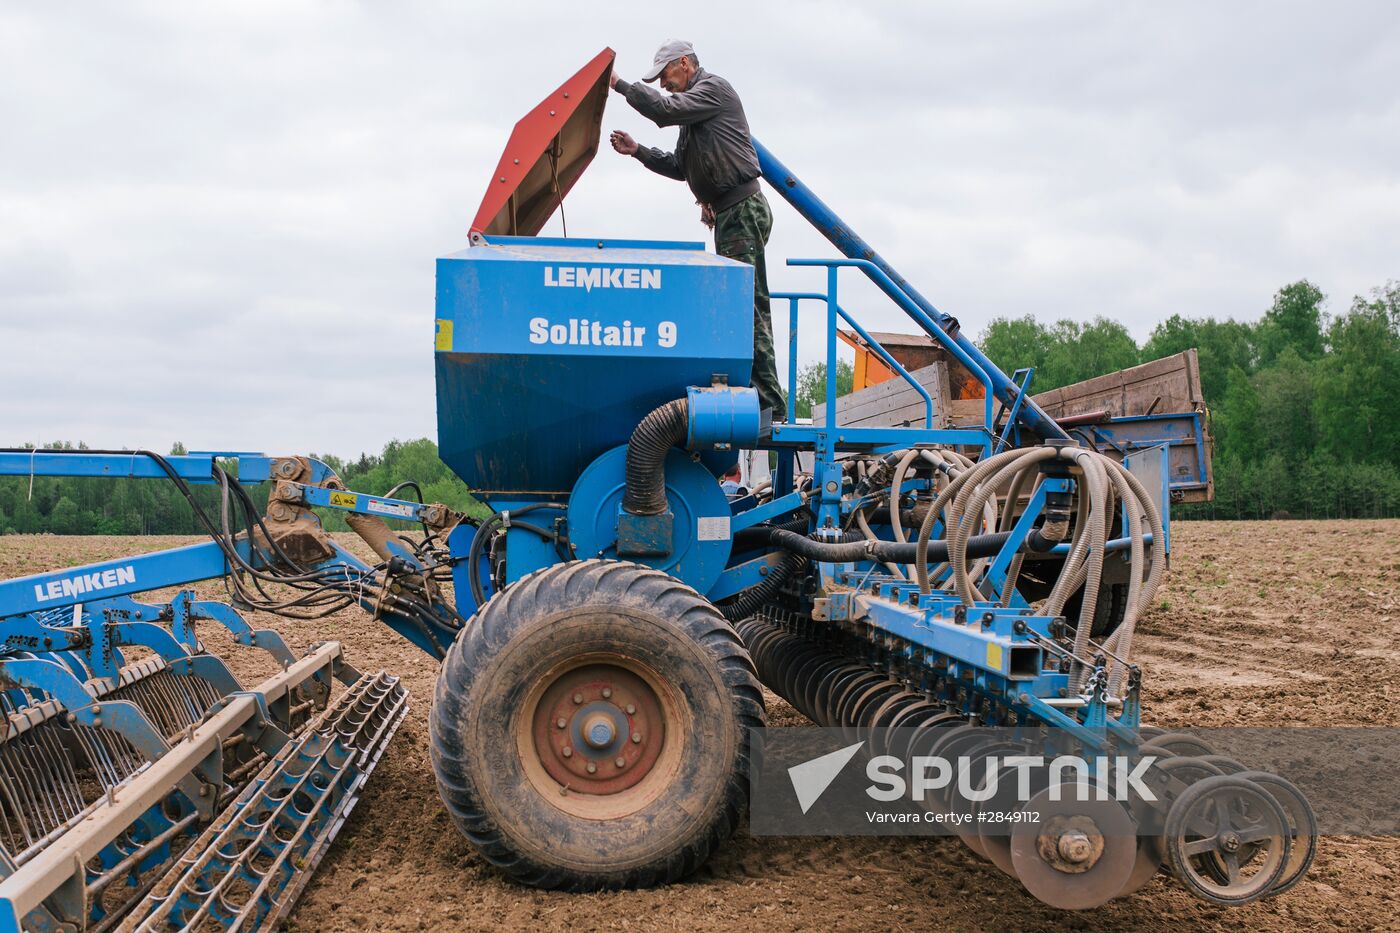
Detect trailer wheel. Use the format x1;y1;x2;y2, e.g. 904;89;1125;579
429;559;765;890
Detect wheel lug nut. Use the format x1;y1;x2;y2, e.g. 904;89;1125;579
602;687;612;699
615;757;626;768
631;732;642;743
626;704;636;715
572;693;583;705
586;762;597;773
556;718;567;729
562;746;573;758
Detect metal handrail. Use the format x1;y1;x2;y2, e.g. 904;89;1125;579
771;291;934;429
786;259;996;436
754;137;1068;442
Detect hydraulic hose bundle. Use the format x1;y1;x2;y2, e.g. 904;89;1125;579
465;502;570;607
911;443;1165;693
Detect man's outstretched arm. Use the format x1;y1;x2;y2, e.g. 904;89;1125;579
608;129;684;181
613;75;723;128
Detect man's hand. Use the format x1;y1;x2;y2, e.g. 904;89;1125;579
700;203;715;229
609;130;639;156
609;71;622;90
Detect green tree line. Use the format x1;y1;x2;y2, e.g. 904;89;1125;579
5;278;1395;533
978;280;1400;519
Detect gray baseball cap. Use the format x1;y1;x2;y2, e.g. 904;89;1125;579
642;39;695;82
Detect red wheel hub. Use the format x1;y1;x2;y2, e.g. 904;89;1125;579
529;663;667;795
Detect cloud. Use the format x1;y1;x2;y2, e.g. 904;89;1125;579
1;2;1397;457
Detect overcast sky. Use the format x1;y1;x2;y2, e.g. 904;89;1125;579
2;2;1396;457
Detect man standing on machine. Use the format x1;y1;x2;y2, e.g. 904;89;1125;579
608;40;782;485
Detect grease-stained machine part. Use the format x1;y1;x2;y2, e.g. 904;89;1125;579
1009;785;1138;911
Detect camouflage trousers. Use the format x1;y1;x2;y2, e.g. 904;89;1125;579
714;191;786;420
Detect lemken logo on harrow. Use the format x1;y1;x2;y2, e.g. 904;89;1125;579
33;565;136;602
543;264;662;291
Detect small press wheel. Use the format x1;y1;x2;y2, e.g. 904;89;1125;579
1164;774;1291;905
1233;771;1318;896
1149;732;1217;758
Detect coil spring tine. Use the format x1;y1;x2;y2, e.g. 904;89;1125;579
30;725;81;832
115;727;144;779
31;722;83;817
123;678;163;735
0;768;23;854
47;721;89;814
169;670;213;727
4;736;50;844
162;672;198;730
193;672;222;713
0;749;38;851
66;723;112;793
77;722;128;792
165;672;199;727
12;731;66;840
81;724;128;788
99;728;138;781
139;675;182;736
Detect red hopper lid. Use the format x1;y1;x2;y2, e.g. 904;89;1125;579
470;48;615;238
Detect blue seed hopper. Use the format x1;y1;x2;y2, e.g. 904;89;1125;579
434;236;753;499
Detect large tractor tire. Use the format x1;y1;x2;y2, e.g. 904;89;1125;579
429;559;765;889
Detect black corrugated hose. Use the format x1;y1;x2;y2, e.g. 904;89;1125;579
762;527;1015;565
623;398;688;516
717;526;1015;621
719;553;808;621
732;516;811;552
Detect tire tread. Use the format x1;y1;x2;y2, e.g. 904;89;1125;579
429;559;764;890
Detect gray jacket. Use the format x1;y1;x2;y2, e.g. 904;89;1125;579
617;68;761;214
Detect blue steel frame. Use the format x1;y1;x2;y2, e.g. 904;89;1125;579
995;368;1035;453
724;246;1162;741
772;287;991;493
772;292;938;429
0;451;461;657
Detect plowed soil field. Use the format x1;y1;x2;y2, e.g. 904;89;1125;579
3;519;1398;931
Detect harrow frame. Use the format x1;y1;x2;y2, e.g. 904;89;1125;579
0;450;424;930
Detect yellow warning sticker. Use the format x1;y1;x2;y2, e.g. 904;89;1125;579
329;491;357;509
986;643;1003;671
434;319;454;351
